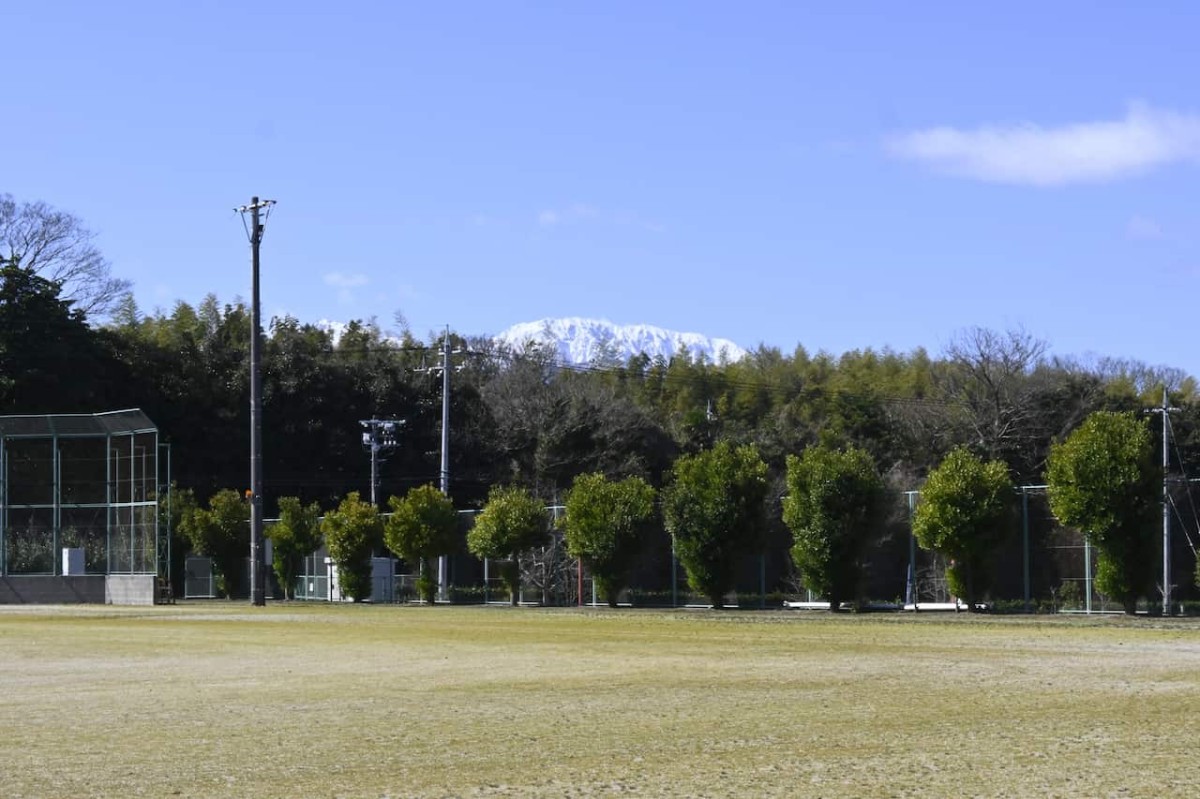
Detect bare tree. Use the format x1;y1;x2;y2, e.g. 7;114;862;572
518;531;579;606
0;194;131;319
929;327;1053;475
1090;355;1192;398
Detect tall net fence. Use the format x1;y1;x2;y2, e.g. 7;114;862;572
899;487;1195;612
1;413;160;577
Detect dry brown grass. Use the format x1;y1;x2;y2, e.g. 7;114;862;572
0;603;1197;798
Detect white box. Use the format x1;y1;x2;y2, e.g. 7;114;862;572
62;547;86;576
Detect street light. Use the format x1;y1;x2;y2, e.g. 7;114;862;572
360;418;404;506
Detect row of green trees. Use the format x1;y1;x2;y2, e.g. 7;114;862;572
175;487;457;604
176;409;1162;615
909;411;1160;614
170;441;767;608
779;409;1162;615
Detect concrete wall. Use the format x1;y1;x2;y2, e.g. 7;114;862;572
0;575;157;605
104;575;157;606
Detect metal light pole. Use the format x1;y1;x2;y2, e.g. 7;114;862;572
1147;387;1179;616
360;418;403;506
438;327;455;598
237;196;275;607
440;328;451;496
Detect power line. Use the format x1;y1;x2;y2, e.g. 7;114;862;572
1166;493;1198;559
1161;412;1200;563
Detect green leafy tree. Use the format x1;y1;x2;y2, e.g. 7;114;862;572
267;496;322;600
662;441;769;608
467;485;548;605
562;472;657;607
321;492;383;602
0;263;119;413
158;483;198;592
783;445;886;611
911;447;1013;611
385;485;460;604
177;488;249;598
1046;411;1158;615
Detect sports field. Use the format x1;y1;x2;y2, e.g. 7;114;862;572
0;604;1196;798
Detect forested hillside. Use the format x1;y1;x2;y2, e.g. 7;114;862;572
4;261;1197;510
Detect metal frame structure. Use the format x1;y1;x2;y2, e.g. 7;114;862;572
0;409;160;577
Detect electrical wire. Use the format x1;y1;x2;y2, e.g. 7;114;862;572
1165;414;1200;558
1168;493;1198;558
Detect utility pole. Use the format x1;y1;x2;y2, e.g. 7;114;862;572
1147;387;1180;616
360;418;404;506
237;196;275;607
439;327;455;496
417;325;461;598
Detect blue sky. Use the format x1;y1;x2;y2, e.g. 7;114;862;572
4;2;1199;375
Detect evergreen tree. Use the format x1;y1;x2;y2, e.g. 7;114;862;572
562;473;657;607
467;485;548;605
662;442;769;608
178;489;250;598
385;485;460;604
267;496;323;600
783;445;886;610
322;492;383;602
911;447;1013;610
1047;412;1158;614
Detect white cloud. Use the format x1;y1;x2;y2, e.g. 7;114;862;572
392;282;422;302
537;203;661;231
887;103;1200;186
567;202;599;219
1127;215;1164;240
538;203;600;226
323;271;369;289
323;272;368;305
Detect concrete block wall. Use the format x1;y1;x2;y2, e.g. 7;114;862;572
104;575;157;606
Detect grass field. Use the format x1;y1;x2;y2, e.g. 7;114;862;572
1;604;1197;798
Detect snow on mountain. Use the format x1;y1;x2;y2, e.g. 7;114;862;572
495;318;748;366
315;318;404;346
316;319;349;343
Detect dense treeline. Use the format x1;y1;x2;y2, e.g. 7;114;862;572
9;275;1196;511
5;232;1200;605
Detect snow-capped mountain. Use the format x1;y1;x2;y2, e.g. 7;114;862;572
495;318;748;366
316;319;350;343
